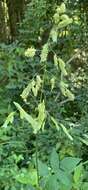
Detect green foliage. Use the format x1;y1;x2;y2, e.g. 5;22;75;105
0;0;88;190
13;149;88;190
14;100;46;134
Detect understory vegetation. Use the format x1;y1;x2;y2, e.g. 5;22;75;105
0;0;88;189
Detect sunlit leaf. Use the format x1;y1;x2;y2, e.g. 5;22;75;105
58;19;72;29
21;83;31;102
54;54;58;69
50;28;58;43
60;81;74;101
79;137;88;146
16;169;38;185
36;100;46;130
58;58;67;76
2;112;15;128
14;101;46;134
53;13;60;24
40;43;49;62
73;164;83;184
35;75;42;96
51;116;60;131
50;77;55;90
61;14;69;20
59;3;66;14
66;89;75;101
21;75;42;101
31;80;37;96
14;102;39;134
60;81;68;97
60;123;73;141
24;47;36;57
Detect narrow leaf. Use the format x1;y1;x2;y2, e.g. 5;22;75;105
60;123;73;141
73;164;83;184
51;116;60;131
58;58;67;76
40;43;49;62
14;102;39;134
2;112;15;128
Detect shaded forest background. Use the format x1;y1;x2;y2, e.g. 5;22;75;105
0;0;88;42
0;0;88;190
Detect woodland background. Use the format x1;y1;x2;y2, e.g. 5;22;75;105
0;0;88;190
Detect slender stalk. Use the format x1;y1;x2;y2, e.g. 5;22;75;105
35;133;40;186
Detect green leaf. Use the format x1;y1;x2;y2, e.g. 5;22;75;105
45;174;59;190
66;89;75;101
21;82;31;102
58;58;67;76
38;160;49;177
59;184;72;190
50;28;58;43
14;101;46;133
56;169;72;187
73;164;83;184
50;148;59;172
54;54;58;69
60;123;73;141
40;43;49;62
61;14;69;20
59;3;66;14
2;112;15;128
58;19;72;29
16;169;38;186
60;157;81;174
36;100;46;129
60;81;68;97
21;75;42;101
24;47;36;57
82;182;88;190
14;102;39;134
79;137;88;146
50;77;56;90
60;80;75;101
51;116;60;131
31;80;37;97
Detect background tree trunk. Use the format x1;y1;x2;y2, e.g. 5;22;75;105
0;0;7;42
6;0;25;41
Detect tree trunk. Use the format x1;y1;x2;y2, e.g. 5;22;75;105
6;0;25;41
0;0;7;42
